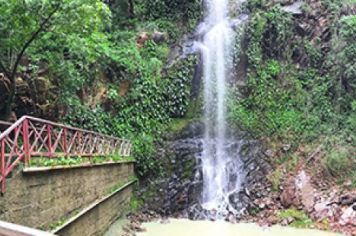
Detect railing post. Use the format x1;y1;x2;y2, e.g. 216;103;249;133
14;127;18;156
47;125;53;158
63;128;67;157
1;139;5;193
88;134;93;160
23;119;30;165
77;131;82;157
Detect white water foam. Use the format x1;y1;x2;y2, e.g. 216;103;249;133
196;0;247;218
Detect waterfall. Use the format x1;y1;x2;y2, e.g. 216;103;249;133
196;0;247;218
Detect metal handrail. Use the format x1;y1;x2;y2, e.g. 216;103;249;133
0;121;12;127
0;116;130;142
0;116;132;193
0;121;12;133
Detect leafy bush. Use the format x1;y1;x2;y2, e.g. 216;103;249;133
328;15;356;113
246;6;293;66
277;208;313;228
165;56;197;118
325;148;354;178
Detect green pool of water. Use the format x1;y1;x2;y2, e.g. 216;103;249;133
137;219;343;236
104;218;129;236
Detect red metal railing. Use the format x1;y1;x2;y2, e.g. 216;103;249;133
0;116;131;193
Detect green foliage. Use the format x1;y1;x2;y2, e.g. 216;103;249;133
230;3;354;145
246;6;293;66
277;208;313;228
321;134;356;185
132;134;163;178
328;15;356;113
0;0;111;69
245;12;266;67
0;0;116;119
347;101;356;132
130;197;143;212
135;0;202;23
245;0;269;11
62;41;196;177
168;118;195;133
321;0;355;13
48;218;66;231
302;38;323;68
29;155;132;168
268;168;283;191
134;0;202;40
0;0;197;181
229;60;333;141
165;56;197;118
30;156;82;167
325;148;354;178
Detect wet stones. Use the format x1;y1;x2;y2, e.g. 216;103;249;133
140;121;272;221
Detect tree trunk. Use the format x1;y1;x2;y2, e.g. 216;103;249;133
128;0;135;18
0;4;60;121
0;75;15;121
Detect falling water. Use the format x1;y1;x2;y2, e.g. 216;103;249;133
196;0;247;218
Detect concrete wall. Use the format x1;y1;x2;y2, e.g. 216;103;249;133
0;162;134;231
54;182;133;236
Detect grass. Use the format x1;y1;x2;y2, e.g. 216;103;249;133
41;208;81;231
105;175;138;195
324;148;354;177
168;117;194;132
129;197;143;211
277;208;314;228
268;168;283;191
29;155;135;168
267;132;355;192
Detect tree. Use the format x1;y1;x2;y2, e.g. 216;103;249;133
0;0;111;120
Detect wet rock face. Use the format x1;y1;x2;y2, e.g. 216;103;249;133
141;122;272;220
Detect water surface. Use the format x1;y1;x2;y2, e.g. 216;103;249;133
137;219;343;236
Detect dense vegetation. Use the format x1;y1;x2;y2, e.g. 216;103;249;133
228;0;355;186
0;0;354;187
0;0;201;178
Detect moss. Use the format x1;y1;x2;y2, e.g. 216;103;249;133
182;159;196;179
106;176;137;195
168;118;193;133
45;208;81;231
129;197;143;212
277;208;314;228
268;168;283;191
240;143;251;156
28;155;134;168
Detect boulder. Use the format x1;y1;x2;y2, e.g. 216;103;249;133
15;77;30;96
137;32;149;48
314;202;334;220
34;77;49;93
295;170;315;212
281;177;298;207
339;205;356;226
152;31;166;44
281;1;304;15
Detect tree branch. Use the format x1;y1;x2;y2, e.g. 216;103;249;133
1;3;62;120
0;60;10;78
10;3;61;80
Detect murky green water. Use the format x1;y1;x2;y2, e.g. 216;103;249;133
104;218;129;236
137;219;343;236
